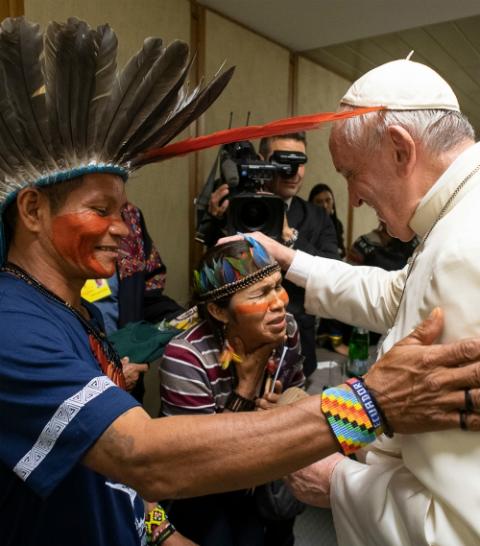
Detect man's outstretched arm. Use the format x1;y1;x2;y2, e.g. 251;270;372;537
83;308;480;501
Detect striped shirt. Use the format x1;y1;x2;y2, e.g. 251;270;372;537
160;314;305;416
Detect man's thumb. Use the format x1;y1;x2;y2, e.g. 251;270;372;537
405;307;444;346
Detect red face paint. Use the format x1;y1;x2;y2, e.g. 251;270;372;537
51;211;116;277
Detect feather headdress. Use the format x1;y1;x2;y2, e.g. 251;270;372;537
0;16;384;264
0;16;234;263
193;236;280;302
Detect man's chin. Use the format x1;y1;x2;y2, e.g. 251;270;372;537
84;259;116;279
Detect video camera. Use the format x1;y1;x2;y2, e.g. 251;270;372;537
212;140;307;240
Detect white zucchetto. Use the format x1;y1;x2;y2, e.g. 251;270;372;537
341;59;460;112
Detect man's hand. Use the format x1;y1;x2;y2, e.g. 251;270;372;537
256;380;283;410
365;307;480;433
217;231;296;271
121;357;149;392
208;183;230;218
285;453;344;508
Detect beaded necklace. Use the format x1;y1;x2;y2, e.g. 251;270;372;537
1;262;126;389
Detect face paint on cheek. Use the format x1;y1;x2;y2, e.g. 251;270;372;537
235;301;270;315
51;211;114;276
234;289;289;315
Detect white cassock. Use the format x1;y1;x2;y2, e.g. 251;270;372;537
286;141;480;546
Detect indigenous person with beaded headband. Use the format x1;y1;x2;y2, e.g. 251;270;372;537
2;18;480;546
235;58;480;546
161;237;306;544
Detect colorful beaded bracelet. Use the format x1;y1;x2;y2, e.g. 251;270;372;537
348;377;394;438
145;504;176;545
321;379;386;455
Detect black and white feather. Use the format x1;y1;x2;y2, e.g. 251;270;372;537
0;16;234;204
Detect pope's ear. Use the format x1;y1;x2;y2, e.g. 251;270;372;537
15;187;48;233
206;302;229;324
387;125;416;176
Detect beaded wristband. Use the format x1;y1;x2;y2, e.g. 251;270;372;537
321;381;384;455
145;504;176;545
345;378;383;429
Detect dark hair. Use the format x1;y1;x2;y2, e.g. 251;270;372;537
258;132;307;159
2;177;84;250
308;183;334;204
308;183;346;257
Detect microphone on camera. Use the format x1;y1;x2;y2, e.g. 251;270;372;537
221;158;239;188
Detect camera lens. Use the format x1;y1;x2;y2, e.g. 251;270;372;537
239;200;269;231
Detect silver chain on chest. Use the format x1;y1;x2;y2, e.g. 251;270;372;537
392;161;480;325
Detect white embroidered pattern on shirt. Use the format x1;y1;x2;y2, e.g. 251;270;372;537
13;375;114;481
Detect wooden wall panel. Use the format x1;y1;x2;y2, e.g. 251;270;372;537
0;0;23;19
24;0;193;308
296;57;377;245
200;10;291;181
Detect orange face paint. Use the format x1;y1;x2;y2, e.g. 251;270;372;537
235;287;289;315
235;301;270;314
51;211;116;277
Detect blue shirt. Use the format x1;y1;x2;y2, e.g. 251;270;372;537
0;272;145;546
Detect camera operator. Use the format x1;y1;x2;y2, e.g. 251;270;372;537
205;132;339;377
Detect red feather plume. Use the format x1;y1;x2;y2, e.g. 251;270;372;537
133;106;384;166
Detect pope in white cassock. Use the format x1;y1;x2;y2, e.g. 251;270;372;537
247;59;480;546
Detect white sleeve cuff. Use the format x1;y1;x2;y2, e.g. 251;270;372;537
285;250;316;288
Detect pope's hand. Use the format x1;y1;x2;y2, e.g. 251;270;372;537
285;453;344;508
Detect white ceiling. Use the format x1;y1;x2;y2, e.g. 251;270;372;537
198;1;480;132
198;0;480;50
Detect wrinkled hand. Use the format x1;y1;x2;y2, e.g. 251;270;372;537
285;453;344;508
121;357;149;392
256;380;283;410
208;183;230;218
217;231;295;271
231;337;279;399
365;307;480;433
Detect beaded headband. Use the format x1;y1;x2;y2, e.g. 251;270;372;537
194;236;280;302
197;263;280;302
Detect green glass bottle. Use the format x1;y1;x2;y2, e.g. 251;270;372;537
347;327;370;377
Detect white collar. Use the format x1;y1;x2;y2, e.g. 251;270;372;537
409;142;480;237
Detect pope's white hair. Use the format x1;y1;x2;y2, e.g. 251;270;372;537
332;106;475;155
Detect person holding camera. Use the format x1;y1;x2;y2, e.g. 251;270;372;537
206;133;339;378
